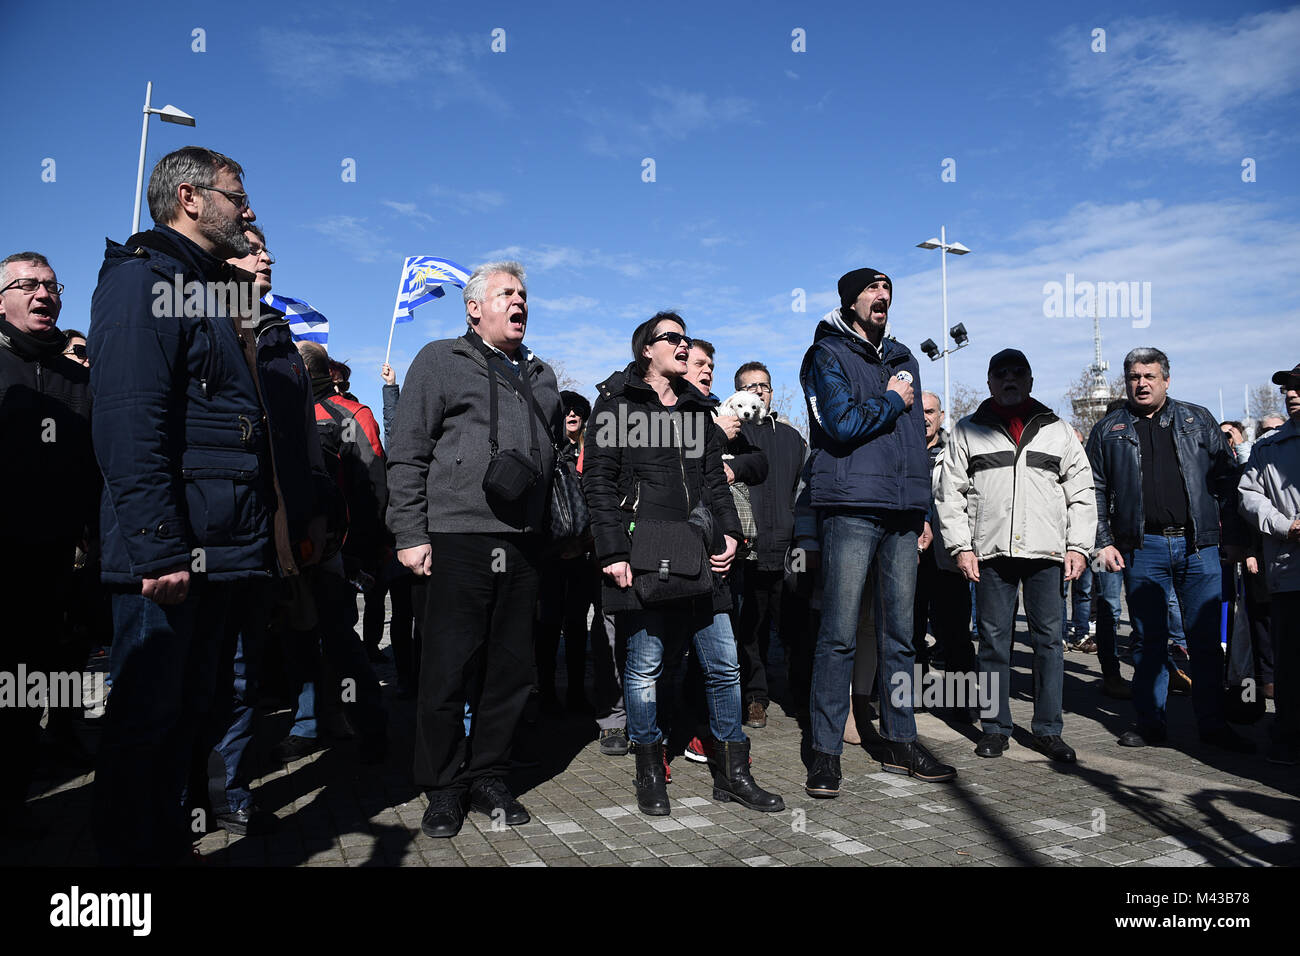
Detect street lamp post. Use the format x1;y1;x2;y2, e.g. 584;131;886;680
131;81;196;236
916;226;971;421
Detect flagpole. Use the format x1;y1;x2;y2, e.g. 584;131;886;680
386;257;411;367
385;312;399;367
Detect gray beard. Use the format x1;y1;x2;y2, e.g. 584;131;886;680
199;206;250;259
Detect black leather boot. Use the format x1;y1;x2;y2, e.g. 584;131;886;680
710;738;785;812
634;740;670;816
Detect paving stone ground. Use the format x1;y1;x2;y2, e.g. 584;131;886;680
5;598;1298;867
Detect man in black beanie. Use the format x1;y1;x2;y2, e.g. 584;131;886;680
798;266;957;797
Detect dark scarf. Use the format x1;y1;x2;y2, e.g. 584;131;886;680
0;317;67;361
311;374;337;403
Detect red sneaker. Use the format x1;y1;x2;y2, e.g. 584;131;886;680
684;736;709;764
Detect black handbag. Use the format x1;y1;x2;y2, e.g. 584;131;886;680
629;517;713;606
549;452;590;539
479;344;542;503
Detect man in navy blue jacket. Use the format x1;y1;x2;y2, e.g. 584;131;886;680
799;268;957;798
88;146;269;864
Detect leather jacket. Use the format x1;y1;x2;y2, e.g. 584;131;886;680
1086;398;1242;554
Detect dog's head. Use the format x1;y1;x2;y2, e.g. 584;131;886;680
719;391;766;423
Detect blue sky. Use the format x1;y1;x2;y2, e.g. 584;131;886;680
4;0;1297;429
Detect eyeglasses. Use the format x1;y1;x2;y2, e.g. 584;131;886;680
65;344;88;359
1;278;64;296
250;248;276;265
650;331;693;349
192;183;251;210
992;366;1028;379
740;382;772;395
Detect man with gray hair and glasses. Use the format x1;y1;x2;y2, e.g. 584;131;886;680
88;146;271;864
387;261;563;838
1086;347;1252;753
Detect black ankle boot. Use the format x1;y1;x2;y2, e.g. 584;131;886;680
709;738;785;812
634;740;670;816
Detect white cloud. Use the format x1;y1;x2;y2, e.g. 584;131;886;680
310;215;395;264
257;27;509;113
382;200;435;227
571;85;759;157
428;185;506;214
530;294;600;314
1056;8;1300;161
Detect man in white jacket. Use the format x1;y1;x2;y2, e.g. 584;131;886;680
935;349;1096;762
1238;362;1300;765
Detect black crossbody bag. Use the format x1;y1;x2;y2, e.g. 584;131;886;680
627;474;715;606
478;343;543;503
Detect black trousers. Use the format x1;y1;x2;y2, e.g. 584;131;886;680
535;554;597;696
737;566;784;706
0;541;74;816
914;548;977;675
412;533;541;796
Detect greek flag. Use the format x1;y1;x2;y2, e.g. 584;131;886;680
393;256;471;323
263;293;328;344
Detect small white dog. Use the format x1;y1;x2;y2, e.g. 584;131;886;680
717;390;767;424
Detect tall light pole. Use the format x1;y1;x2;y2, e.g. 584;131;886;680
917;226;971;421
132;81;196;236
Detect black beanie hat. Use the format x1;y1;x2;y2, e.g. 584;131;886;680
838;268;892;312
560;390;591;422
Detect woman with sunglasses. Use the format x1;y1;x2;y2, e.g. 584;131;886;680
582;311;784;816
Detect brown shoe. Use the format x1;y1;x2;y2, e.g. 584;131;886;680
744;701;767;729
1169;667;1192;696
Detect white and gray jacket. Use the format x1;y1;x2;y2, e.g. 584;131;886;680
1238;416;1300;594
935;398;1096;564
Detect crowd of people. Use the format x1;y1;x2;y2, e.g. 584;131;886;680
1;145;1296;860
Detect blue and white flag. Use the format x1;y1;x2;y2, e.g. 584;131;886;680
392;256;471;323
263;293;329;344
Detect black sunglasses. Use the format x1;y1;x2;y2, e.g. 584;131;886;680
650;330;693;349
65;344;88;359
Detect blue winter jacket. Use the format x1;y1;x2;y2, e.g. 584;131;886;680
88;224;274;583
799;313;929;514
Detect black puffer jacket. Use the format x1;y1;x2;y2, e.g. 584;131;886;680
583;363;741;613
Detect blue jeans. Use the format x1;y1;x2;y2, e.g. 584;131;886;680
977;558;1065;737
1063;565;1092;641
1093;568;1124;676
1122;535;1226;733
620;607;743;746
811;512;921;753
95;580;257;865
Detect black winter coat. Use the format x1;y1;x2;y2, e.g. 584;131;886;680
583;363;741;614
0;321;98;546
89;225;274;583
745;413;807;570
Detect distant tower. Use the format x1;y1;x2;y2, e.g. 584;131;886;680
1072;311;1113;423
